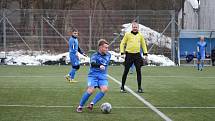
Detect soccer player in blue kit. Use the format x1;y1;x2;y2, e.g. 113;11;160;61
76;39;111;113
65;28;85;83
197;36;207;71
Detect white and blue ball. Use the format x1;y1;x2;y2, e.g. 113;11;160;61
100;102;112;114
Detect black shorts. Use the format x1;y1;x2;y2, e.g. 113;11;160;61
124;52;143;67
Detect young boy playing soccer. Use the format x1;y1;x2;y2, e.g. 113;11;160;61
197;36;207;71
65;28;85;83
76;39;111;113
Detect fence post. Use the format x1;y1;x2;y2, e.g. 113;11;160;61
40;15;44;52
171;10;176;63
89;15;92;51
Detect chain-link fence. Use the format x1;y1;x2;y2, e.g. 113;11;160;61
0;9;177;60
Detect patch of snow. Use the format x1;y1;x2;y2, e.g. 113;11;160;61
121;23;172;49
1;51;174;66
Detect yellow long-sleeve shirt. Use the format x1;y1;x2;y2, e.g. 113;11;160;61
120;32;148;54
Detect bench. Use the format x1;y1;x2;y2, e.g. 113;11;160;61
180;58;212;66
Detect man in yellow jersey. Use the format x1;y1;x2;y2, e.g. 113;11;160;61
120;22;148;93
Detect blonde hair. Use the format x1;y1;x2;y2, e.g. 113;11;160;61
132;21;139;27
98;39;109;47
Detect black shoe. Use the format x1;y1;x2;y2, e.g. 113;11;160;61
137;88;144;93
120;87;127;93
87;103;93;111
76;106;83;113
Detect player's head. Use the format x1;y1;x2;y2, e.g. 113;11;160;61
72;28;79;38
98;39;109;54
200;36;205;42
131;22;139;32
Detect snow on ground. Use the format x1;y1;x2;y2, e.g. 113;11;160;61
1;51;175;66
121;23;172;49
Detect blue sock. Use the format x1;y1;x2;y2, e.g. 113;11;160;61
201;60;204;69
79;92;91;107
69;68;77;79
197;63;200;70
92;92;105;105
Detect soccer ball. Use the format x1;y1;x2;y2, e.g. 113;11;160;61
100;102;112;114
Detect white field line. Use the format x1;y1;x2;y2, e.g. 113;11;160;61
0;75;215;78
0;105;215;109
107;75;172;121
0;76;64;78
0;87;77;89
132;75;215;79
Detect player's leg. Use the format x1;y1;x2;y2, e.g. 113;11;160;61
91;79;108;105
129;63;135;74
76;76;96;112
200;59;204;71
68;55;80;82
134;54;143;93
69;65;80;82
197;52;201;70
197;60;200;70
200;53;205;71
121;53;133;92
88;78;108;111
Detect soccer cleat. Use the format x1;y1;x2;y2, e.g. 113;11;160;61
87;103;94;111
65;75;78;83
120;87;127;93
70;79;78;83
137;88;144;93
64;74;71;82
76;106;83;113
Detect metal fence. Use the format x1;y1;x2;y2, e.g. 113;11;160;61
0;9;176;60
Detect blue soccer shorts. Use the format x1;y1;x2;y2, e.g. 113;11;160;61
197;52;205;61
87;75;108;88
70;54;80;66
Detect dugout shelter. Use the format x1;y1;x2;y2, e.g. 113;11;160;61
178;30;215;66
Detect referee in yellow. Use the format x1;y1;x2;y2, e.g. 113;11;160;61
120;22;148;93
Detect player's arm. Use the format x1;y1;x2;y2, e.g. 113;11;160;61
120;33;128;55
73;40;79;57
90;54;104;69
141;35;148;56
91;62;101;68
197;46;199;53
78;46;87;56
78;46;83;54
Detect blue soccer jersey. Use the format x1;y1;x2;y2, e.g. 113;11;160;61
197;41;207;60
69;36;79;54
87;52;111;87
69;36;79;66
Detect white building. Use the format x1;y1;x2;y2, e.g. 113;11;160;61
179;0;215;30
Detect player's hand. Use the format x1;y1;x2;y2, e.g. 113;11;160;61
100;65;105;70
120;53;125;59
143;56;149;64
76;52;80;60
83;53;88;57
